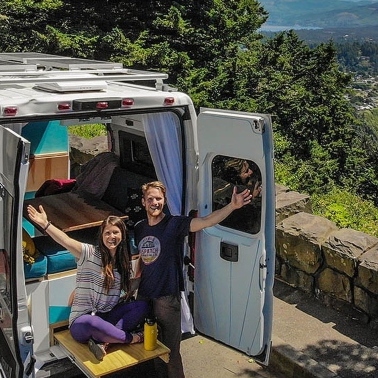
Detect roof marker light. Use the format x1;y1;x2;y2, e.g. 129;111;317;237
3;106;18;116
164;97;175;106
57;103;72;111
122;98;134;107
96;101;109;109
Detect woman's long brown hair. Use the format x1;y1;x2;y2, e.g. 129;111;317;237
98;216;131;293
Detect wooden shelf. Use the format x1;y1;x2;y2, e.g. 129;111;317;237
54;329;170;378
24;192;128;232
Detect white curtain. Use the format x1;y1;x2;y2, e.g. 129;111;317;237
142;112;195;334
142;112;182;214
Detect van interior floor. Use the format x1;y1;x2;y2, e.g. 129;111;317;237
54;329;170;378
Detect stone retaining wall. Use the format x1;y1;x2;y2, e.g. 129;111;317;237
275;184;378;326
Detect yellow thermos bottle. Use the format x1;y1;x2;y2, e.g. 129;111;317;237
144;317;158;351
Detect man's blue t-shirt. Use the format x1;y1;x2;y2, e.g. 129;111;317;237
134;215;192;299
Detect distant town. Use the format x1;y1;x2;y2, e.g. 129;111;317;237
262;26;378;115
259;0;378;114
352;74;377;112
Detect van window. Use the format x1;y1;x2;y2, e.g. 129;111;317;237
212;155;262;234
119;130;156;178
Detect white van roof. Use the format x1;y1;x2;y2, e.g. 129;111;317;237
0;53;190;122
0;52;168;86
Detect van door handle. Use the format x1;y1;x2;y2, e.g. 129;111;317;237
220;242;238;262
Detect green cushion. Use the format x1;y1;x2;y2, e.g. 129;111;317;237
33;237;77;274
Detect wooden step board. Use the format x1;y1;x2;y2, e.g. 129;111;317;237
54;329;170;378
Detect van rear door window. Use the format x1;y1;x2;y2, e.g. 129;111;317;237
212;155;262;234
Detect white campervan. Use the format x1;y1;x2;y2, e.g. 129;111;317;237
0;52;275;378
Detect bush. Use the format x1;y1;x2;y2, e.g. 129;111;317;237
311;187;378;237
68;124;107;139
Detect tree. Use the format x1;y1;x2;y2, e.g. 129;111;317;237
2;0;378;205
0;0;65;52
245;32;364;195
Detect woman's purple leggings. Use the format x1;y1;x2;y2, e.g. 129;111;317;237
69;300;149;344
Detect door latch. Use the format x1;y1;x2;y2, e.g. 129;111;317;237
220;242;238;262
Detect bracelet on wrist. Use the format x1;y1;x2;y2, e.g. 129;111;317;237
43;221;52;233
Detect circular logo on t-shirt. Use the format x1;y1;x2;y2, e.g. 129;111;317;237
139;236;161;265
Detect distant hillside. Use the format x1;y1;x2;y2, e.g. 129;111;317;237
300;26;378;43
262;25;378;43
259;0;378;29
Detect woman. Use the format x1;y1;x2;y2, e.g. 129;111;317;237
27;204;149;361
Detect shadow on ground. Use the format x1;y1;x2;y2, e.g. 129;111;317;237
273;279;378;377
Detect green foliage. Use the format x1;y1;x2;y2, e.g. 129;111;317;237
336;41;378;75
1;0;378;235
34;26;99;57
0;0;60;51
275;139;339;195
362;108;378;129
68;124;106;139
312;188;378;237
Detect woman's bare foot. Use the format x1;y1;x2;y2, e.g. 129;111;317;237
130;331;144;344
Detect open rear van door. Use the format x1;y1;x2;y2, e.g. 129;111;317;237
194;108;275;364
0;126;31;378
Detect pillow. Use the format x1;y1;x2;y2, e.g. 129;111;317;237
35;179;76;197
101;167;129;212
22;229;39;264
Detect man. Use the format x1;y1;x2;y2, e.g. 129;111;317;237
134;181;252;378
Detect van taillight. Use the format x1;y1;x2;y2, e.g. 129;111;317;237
164;97;175;106
3;106;18;116
96;101;109;109
122;98;134;107
57;103;71;111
